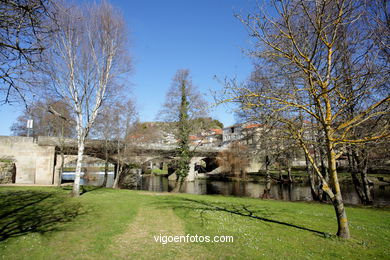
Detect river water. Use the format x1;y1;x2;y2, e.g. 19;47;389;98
141;175;390;206
63;173;390;206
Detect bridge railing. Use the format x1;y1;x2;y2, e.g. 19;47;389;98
36;136;225;153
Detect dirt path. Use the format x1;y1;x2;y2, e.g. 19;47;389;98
111;201;208;259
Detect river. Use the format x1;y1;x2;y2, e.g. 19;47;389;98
64;173;390;206
141;175;390;206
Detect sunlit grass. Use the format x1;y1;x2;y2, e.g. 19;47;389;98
0;186;389;259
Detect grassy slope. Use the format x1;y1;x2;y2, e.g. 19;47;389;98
0;186;389;259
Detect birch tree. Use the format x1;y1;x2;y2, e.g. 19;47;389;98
43;1;131;196
223;0;390;238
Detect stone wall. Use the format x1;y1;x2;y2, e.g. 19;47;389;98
0;136;56;184
0;161;16;184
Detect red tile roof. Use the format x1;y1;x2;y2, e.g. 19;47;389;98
189;135;201;140
244;123;263;129
210;128;222;135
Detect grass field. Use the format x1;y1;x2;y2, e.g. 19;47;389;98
0;186;389;259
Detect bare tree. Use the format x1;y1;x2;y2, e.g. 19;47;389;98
42;1;131;196
93;98;137;188
11;99;74;137
235;103;299;195
366;0;390;62
158;69;209;123
0;0;54;104
222;0;390;239
217;141;249;178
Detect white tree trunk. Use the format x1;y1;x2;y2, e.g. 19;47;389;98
72;114;85;197
72;139;85;196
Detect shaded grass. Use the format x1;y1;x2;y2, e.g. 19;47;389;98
156;194;390;259
0;187;389;259
0;187;140;260
0;190;84;242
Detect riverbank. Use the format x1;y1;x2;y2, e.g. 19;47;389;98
149;169;390;185
0;186;389;259
191;170;390;185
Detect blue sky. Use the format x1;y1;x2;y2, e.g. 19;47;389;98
0;0;256;135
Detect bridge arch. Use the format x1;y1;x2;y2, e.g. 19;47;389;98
141;156;174;173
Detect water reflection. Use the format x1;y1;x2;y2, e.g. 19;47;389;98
62;172;114;187
63;173;390;206
140;175;390;206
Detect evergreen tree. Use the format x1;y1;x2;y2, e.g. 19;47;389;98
175;72;191;184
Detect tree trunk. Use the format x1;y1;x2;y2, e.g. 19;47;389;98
287;165;293;183
57;123;65;188
114;140;122;187
72;138;84;197
306;154;320;201
262;156;271;199
308;168;320;201
328;146;350;239
262;173;271;199
332;192;350;238
113;163;121;189
58;150;64;188
172;176;184;193
102;158;108;188
351;147;373;204
351;170;365;201
318;143;328;202
361;151;373;204
278;169;283;182
348;145;366;202
311;135;325;201
102;139;108;188
277;182;284;200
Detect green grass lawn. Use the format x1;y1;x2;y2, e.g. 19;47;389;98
0;186;389;259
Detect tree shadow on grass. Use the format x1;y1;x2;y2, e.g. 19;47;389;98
156;196;330;237
60;185;102;195
0;190;84;242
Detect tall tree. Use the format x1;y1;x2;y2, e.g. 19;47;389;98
222;0;390;238
174;70;191;189
158;69;209;123
159;69;209;186
42;1;131;197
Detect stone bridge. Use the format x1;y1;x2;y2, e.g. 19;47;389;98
0;136;225;185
